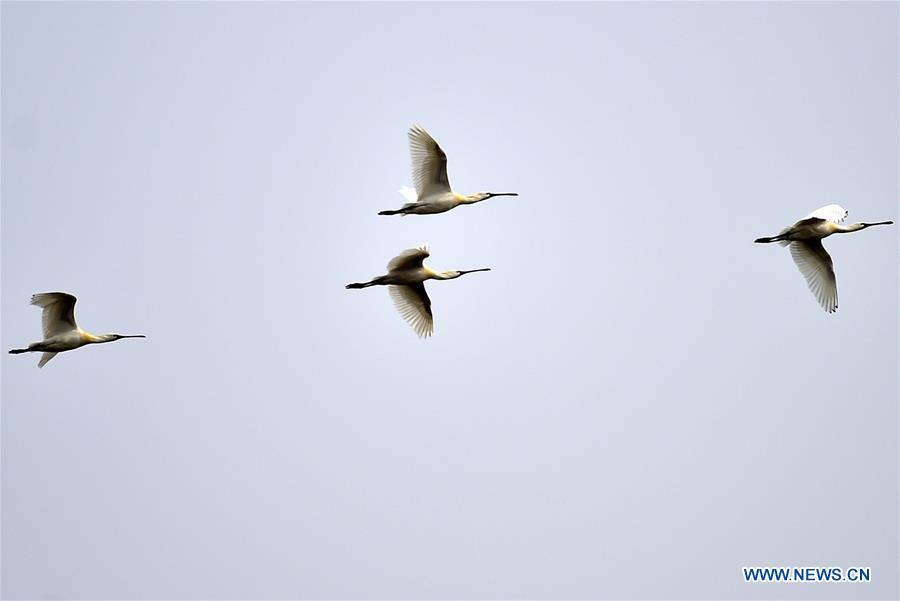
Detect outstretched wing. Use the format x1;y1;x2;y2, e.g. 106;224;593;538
389;283;434;338
31;292;78;338
789;240;838;313
387;245;430;272
804;204;848;224
38;352;58;368
409;125;450;198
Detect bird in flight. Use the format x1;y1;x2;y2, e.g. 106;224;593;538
755;204;893;312
378;125;518;216
9;292;145;367
346;245;490;337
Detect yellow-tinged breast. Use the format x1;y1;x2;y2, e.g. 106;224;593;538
79;330;101;343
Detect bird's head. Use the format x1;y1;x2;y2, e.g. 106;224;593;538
468;191;518;203
442;268;491;280
106;333;146;342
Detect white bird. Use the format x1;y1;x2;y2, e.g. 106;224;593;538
346;245;490;337
755;204;893;312
9;292;145;367
378;125;518;216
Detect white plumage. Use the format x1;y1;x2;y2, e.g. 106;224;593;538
755;205;892;313
9;292;145;367
378;125;518;216
346;245;490;338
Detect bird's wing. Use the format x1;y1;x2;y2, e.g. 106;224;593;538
31;292;78;338
387;245;430;272
38;352;58;368
789;240;838;313
389;284;433;338
409;125;451;197
804;204;848;224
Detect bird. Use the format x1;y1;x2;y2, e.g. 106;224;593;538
346;245;490;337
754;204;893;312
378;125;518;216
9;292;145;367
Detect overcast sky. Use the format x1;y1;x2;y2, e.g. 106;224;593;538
2;2;897;599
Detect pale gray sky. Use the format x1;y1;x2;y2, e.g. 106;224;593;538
2;2;898;599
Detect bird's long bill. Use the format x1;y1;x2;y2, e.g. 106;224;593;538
121;335;146;339
458;268;491;275
487;193;518;198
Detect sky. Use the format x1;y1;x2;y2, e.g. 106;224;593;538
2;2;898;599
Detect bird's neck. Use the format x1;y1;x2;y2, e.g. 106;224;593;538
424;266;455;280
79;330;107;344
835;221;893;233
455;192;481;205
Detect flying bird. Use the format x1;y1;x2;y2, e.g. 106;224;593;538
346;245;490;337
9;292;145;367
378;125;518;216
754;204;893;312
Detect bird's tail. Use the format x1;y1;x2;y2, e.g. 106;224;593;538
346;281;375;289
397;186;417;203
8;348;28;354
380;190;417;215
754;235;781;243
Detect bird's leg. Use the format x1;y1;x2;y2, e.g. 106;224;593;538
379;203;417;216
9;341;45;354
754;234;787;243
346;275;388;289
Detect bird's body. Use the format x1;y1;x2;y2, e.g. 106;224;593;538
9;292;145;367
379;125;518;216
346;246;490;337
755;204;893;313
384;187;469;216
